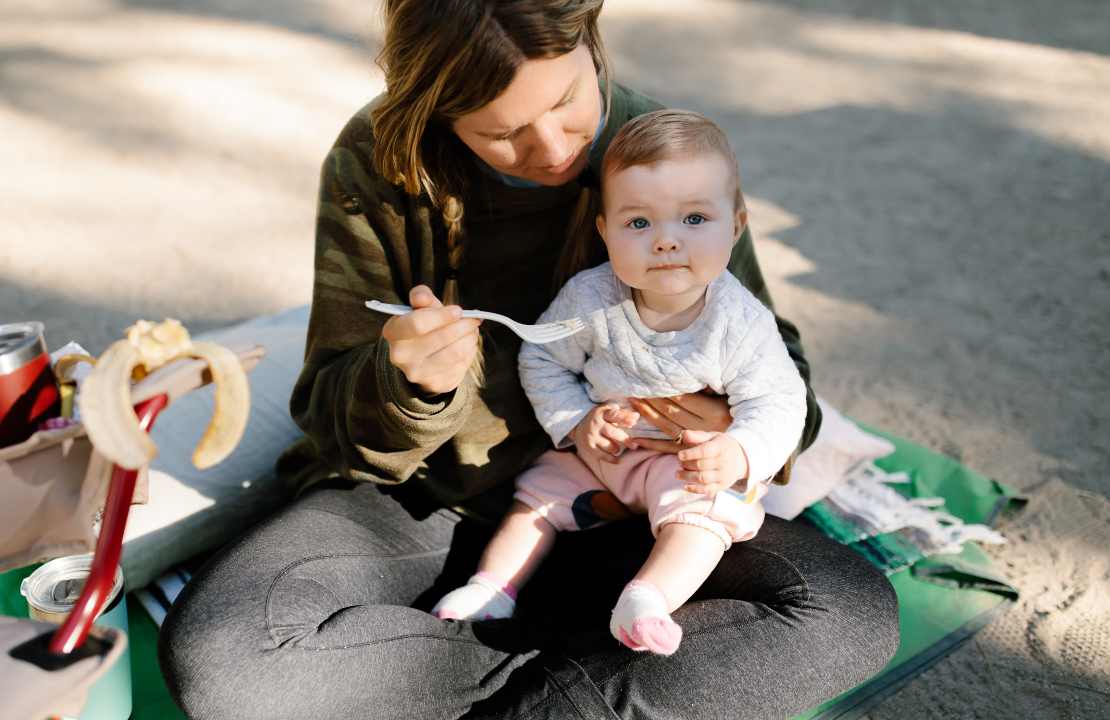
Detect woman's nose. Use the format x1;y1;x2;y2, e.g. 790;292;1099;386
530;116;569;168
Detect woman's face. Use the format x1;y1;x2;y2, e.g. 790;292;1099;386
452;44;602;187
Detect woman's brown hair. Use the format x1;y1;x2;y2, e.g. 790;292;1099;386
555;109;749;288
371;0;613;308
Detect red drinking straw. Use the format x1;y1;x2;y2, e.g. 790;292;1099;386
49;394;169;655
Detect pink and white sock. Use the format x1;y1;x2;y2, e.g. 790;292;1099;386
431;572;517;621
609;580;682;656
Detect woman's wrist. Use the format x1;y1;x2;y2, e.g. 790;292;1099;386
378;339;464;418
406;375;456;403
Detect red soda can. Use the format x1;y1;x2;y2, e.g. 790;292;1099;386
0;321;61;447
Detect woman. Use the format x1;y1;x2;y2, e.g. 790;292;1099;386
159;2;898;718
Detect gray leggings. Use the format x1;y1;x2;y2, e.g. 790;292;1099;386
159;479;899;720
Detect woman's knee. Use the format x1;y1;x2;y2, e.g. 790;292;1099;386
158;572;278;719
801;540;900;676
746;519;900;672
159;595;374;720
159;567;481;719
159;599;236;719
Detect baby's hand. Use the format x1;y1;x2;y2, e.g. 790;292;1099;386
570;403;640;465
675;431;750;495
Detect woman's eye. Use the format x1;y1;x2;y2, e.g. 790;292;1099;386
684;213;707;226
627;218;650;230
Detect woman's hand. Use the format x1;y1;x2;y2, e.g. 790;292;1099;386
569;403;641;466
628;391;731;454
380;285;482;395
675;430;750;495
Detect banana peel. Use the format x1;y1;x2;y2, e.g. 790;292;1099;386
53;352;97;418
78;319;250;470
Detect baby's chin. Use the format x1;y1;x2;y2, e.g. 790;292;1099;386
640;273;711;296
631;280;712;308
611;264;718;297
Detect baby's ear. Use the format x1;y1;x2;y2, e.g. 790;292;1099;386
595;214;607;242
734;208;749;242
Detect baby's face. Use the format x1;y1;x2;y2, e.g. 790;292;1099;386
597;153;743;305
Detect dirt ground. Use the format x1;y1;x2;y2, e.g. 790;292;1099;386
3;1;1108;716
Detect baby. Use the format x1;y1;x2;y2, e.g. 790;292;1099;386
433;109;807;656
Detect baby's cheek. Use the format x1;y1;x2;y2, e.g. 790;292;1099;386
694;247;732;282
608;252;642;287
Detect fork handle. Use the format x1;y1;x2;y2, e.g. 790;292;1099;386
365;300;486;321
458;309;508;323
365;300;414;316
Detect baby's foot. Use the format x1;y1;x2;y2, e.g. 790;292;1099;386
610;580;682;655
431;572;516;621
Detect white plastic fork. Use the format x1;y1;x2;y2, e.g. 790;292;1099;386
365;300;586;344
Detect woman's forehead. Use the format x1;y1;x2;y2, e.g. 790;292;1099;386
453;44;591;134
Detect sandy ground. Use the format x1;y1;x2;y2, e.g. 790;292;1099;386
3;0;1108;716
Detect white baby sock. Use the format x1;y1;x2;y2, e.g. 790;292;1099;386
431;572;517;621
609;580;682;656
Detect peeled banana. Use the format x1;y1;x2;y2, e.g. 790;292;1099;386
78;320;249;470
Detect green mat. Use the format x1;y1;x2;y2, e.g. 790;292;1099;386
1;427;1022;720
791;425;1023;720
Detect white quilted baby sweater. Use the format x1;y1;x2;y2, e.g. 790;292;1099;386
518;263;807;484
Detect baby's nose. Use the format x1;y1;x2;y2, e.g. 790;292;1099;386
653;234;680;253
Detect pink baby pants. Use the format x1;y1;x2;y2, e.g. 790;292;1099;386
514;448;768;550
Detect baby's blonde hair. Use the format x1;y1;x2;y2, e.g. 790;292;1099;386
602;109;744;211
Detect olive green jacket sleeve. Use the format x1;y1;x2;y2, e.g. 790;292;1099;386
729;225;822;459
288;116;473;484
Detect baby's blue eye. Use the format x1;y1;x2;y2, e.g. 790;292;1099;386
627;217;650;230
684;213;707;225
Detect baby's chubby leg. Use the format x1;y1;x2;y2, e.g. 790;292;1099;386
609;450;760;655
432;501;557;620
610;522;726;655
